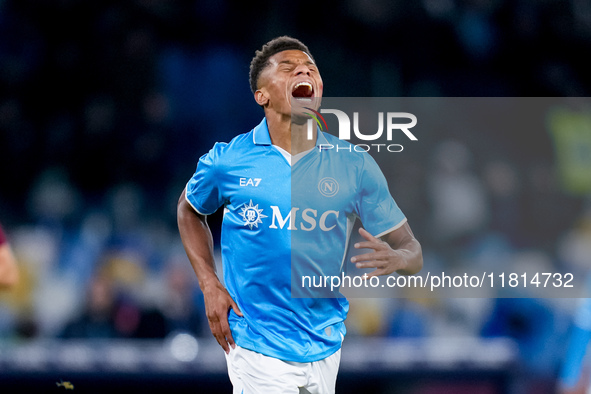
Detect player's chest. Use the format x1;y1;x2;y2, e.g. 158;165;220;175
222;154;357;213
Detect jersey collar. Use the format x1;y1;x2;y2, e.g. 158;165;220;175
253;118;272;145
253;117;330;148
315;129;330;148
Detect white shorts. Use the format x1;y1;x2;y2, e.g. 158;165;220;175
225;345;341;394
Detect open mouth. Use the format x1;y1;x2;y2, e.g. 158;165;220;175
292;82;314;100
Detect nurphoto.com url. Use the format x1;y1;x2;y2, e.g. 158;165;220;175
300;271;575;293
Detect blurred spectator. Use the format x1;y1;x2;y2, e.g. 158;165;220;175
483;160;520;240
127;297;167;340
0;223;19;289
556;204;591;283
98;247;167;339
60;267;169;339
60;273;117;339
480;297;566;392
427;140;489;248
386;299;430;338
160;259;204;337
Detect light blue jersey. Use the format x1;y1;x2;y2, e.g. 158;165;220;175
185;118;406;362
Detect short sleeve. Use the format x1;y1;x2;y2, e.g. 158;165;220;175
185;143;226;215
356;154;406;238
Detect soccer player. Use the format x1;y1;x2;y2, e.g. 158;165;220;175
177;36;423;393
0;222;19;289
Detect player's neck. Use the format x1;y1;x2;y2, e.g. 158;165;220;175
291;122;316;155
266;113;315;155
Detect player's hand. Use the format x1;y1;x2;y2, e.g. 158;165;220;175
202;281;243;354
350;227;409;278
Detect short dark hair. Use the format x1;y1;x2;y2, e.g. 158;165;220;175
249;36;314;94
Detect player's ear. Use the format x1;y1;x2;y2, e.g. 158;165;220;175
254;89;269;106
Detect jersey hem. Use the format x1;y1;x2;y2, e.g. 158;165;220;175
185;192;210;216
235;338;343;363
374;217;407;238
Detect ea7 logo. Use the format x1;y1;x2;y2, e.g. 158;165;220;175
240;178;261;187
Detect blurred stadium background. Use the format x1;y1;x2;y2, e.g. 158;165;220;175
1;0;591;393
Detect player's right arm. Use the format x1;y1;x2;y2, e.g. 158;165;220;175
177;187;242;354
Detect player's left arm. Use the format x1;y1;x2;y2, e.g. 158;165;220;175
351;222;423;277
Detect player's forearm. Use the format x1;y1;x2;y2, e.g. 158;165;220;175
382;223;423;276
393;238;423;276
177;190;222;292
